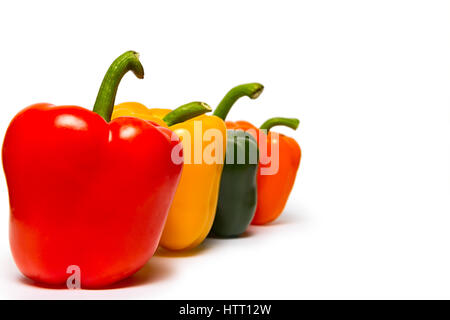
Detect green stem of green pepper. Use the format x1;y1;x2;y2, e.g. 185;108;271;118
213;83;264;120
163;102;212;126
93;51;144;122
260;117;300;132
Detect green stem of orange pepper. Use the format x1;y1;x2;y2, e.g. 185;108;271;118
260;117;299;132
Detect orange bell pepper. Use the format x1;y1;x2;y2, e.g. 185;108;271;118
226;117;301;225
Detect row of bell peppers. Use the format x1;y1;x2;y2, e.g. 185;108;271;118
2;51;301;288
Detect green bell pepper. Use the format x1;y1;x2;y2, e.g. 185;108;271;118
209;83;263;238
211;130;259;237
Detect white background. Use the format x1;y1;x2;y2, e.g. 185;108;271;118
0;0;449;299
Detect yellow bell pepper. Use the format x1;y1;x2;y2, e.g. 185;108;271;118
112;102;227;251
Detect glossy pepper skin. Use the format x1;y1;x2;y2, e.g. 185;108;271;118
226;117;301;225
210;130;259;237
2;51;183;288
209;83;263;237
112;102;226;250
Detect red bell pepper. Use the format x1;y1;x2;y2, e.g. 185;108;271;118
2;51;183;288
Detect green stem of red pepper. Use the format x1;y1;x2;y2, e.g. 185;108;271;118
213;83;264;120
163;102;212;126
93;51;144;122
260;117;300;132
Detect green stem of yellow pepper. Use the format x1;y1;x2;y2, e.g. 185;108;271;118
260;117;300;132
93;51;144;122
163;102;212;126
213;83;264;120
